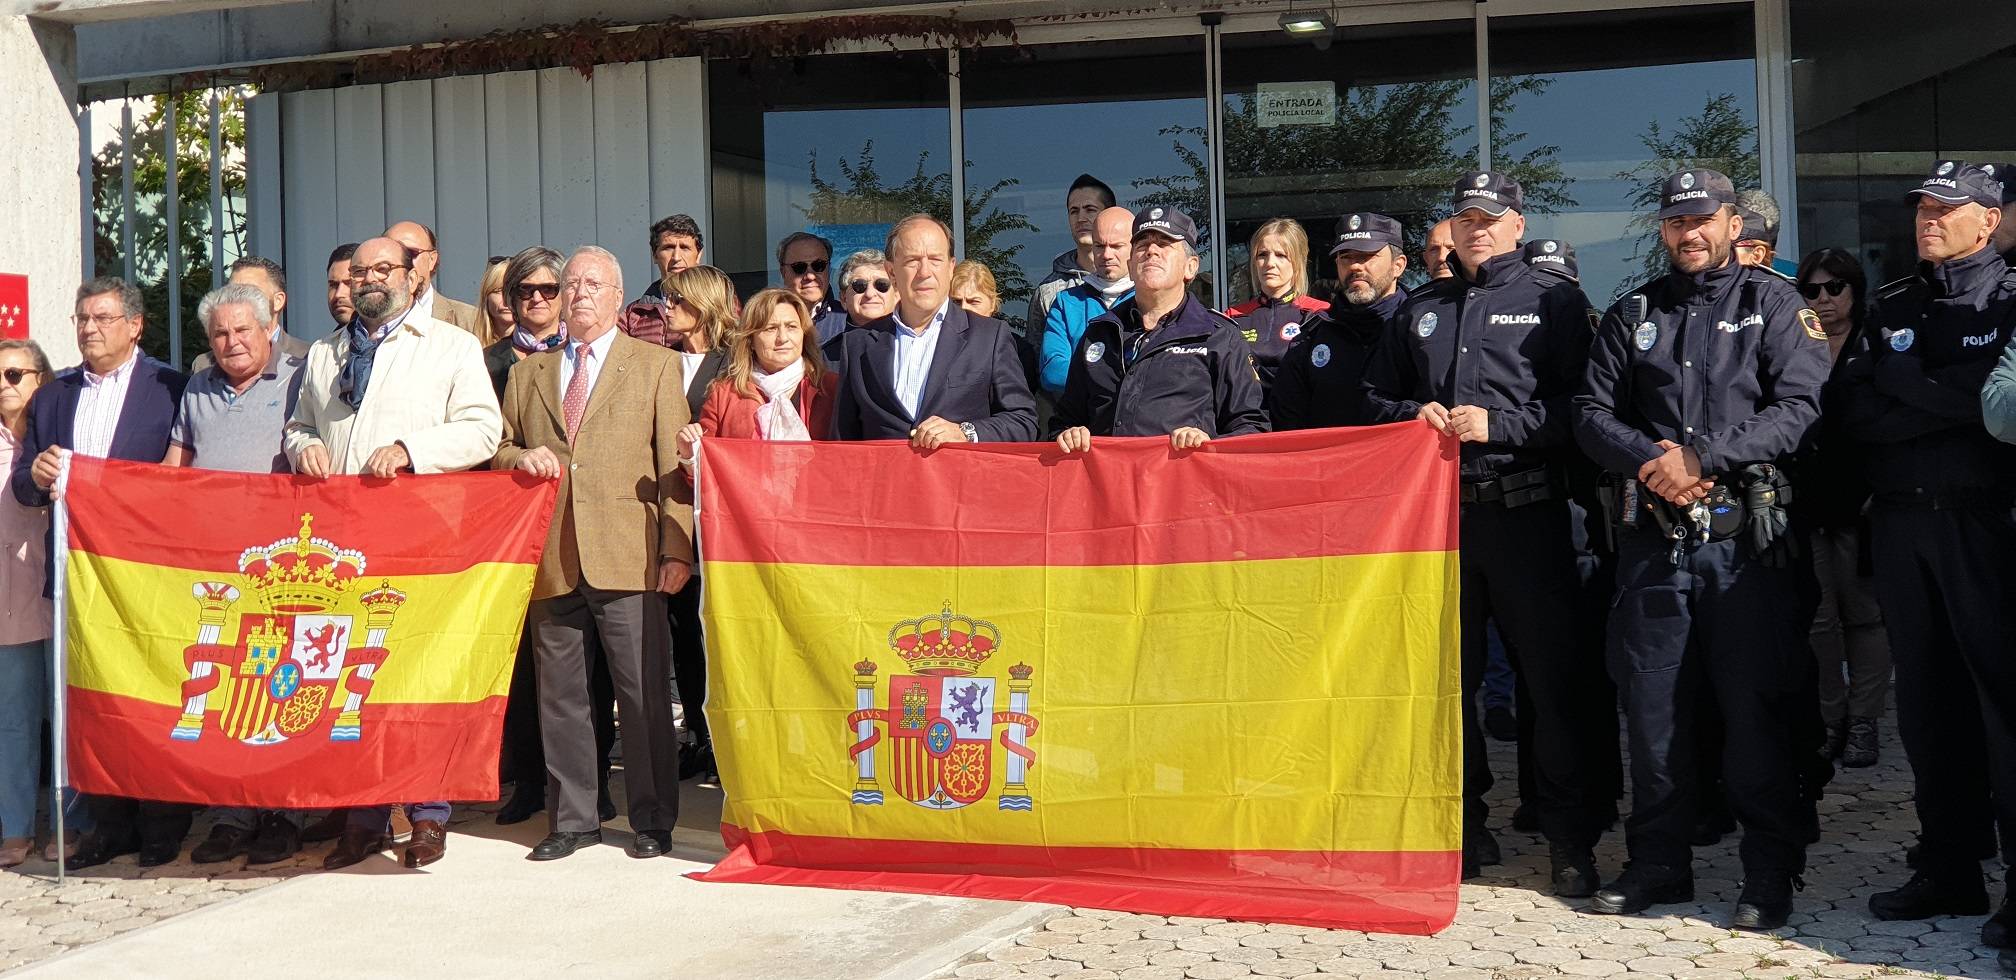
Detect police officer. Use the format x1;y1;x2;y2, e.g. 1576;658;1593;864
1365;172;1609;895
1054;206;1268;450
1843;161;2016;949
1575;168;1830;930
1271;213;1408;430
1734;190;1795;281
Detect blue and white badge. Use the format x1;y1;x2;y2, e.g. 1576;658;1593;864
1633;321;1659;351
1280;322;1301;341
1416;312;1439;338
1888;328;1915;352
1084;341;1107;363
1311;343;1332;368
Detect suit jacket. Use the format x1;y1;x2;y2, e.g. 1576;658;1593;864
191;329;313;375
492;332;694;599
484;338;523;402
433;294;486;338
681;350;727;419
832;305;1038;442
696;371;838;441
10;355;188;594
283;314;501;475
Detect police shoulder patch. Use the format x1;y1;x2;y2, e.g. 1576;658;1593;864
1797;307;1826;342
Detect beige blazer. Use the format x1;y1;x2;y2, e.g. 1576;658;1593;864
492;331;693;600
283;313;502;475
433;295;486;337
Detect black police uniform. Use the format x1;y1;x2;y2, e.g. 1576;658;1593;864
1227;292;1329;402
1841;237;2016;914
1270;287;1406;430
1576;254;1830;898
1054;293;1270;437
1364;244;1612;874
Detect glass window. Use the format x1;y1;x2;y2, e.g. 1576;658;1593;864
1793;0;2016;283
1490;5;1758;302
1219;19;1476;301
709;51;951;299
961;38;1209;327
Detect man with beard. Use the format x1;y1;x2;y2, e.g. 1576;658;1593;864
285;235;502;871
1366;171;1612;895
1271;212;1408;430
1576;168;1830;929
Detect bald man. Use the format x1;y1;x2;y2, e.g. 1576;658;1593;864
1424;219;1457;280
386;220;484;335
1039;206;1136;394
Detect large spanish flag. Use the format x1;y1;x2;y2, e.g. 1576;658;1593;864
693;424;1461;932
61;458;556;808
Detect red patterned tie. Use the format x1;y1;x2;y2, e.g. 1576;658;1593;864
562;342;593;443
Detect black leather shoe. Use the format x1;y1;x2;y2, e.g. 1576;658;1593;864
495;786;545;826
1731;872;1802;931
136;838;181;868
1461;827;1500;879
298;809;349;844
1589;863;1693;915
630;830;670;858
1868;869;1988;921
1484;705;1517;742
527;830;601;862
1511;803;1539;834
190;824;255;864
68;833;140;871
1550;844;1599;899
1982;894;2013;948
1691;810;1735;847
245;813;302;865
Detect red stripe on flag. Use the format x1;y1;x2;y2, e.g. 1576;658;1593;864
699;424;1457;567
62;458;557;577
66;687;505;808
695;825;1459;933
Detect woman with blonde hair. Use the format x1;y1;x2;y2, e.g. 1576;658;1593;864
620;265;735;419
949;260;1001;319
476;256;514;344
1228;218;1328;400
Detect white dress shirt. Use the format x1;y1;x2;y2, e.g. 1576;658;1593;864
73;350;139;458
410;285;437;324
678;350;708;398
560;325;621;403
891;300;949;420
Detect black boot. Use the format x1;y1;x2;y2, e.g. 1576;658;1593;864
495;783;545;826
1868;868;1989;921
1589;862;1693;915
1820;720;1846;760
1549;843;1599;899
1732;871;1802;931
1840;716;1879;768
1462;828;1501;879
245;812;302;866
1983;893;2013;948
1511;803;1539;834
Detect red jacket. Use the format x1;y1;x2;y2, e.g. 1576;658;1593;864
697;371;840;441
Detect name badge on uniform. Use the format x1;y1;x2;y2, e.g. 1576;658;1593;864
1280;322;1301;341
1416;312;1438;338
1084;341;1107;363
1633;321;1658;351
1888;328;1915;352
1310;343;1332;368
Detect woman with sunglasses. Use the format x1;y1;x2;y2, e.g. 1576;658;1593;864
1791;247;1887;769
830;249;895;354
659;266;735;420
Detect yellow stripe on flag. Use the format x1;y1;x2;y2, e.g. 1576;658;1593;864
704;550;1462;855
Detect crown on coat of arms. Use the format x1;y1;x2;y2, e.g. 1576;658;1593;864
237;514;366;613
359;581;409;627
888;602;1000;676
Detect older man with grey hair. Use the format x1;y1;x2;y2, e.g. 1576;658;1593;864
165;282;310;865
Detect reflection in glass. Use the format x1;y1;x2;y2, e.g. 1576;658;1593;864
1490;5;1758;301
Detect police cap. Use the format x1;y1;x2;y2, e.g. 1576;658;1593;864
1656;169;1738;219
1133;206;1198;247
1453;171;1523;217
1905;161;2003;210
1523;239;1578;281
1329;212;1404;256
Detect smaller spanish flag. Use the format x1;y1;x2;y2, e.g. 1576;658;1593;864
61;458;556;808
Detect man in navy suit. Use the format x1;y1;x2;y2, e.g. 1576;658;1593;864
11;277;189;871
831;214;1038;447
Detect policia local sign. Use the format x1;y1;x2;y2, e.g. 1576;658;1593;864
1256;81;1337;128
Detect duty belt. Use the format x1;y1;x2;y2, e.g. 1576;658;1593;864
1459;467;1558;508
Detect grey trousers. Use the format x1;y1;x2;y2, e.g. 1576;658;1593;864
1809;526;1892;722
532;587;681;834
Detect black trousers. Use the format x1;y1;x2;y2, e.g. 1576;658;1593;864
1459;499;1612;847
667;577;708;745
1608;529;1813;873
1870;506;2016;872
531;587;680;834
90;796;193;848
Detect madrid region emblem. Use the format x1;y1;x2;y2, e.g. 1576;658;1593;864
170;514;407;745
847;604;1039;811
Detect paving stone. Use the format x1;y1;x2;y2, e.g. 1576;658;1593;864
1202;923;1265;939
1621;954;1699;975
1052;943;1121;962
1556;959;1626;976
958;963;1025;979
1049;918;1109;935
1181;964;1251;980
1236;933;1303;949
1306;956;1383;974
1175;936;1238;955
1447;949;1515;969
1646;940;1712;956
1512;945;1582;966
1468;935;1537;953
991;945;1054;965
1142;926;1207;941
1115;968;1188;980
1021;960;1090;977
1081;954;1151;972
1148;951;1214;970
1862;918;1934;938
1113;940;1178;957
1080;930;1143;945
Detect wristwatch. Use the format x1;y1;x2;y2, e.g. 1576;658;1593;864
960;422;979;443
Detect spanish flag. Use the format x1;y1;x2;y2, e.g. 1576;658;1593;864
61;458;556;808
693;424;1461;933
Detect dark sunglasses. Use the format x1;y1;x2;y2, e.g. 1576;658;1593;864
787;259;829;276
513;282;561;301
1797;280;1849;300
1;368;42;386
848;278;891;295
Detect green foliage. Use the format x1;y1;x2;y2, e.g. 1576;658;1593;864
1614;92;1762;289
90;89;250;367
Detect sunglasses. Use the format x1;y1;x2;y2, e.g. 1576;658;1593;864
1;368;41;386
787;260;829;276
1797;280;1849;300
514;282;561;301
848;278;892;295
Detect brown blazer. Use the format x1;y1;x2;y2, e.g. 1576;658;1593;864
434;294;487;337
492;331;693;600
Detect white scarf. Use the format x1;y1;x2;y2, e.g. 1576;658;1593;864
753;359;811;442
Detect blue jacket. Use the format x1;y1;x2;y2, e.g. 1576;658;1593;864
830;305;1039;443
1054;294;1269;438
1040;281;1132;394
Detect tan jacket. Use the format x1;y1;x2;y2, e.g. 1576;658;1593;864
433;295;487;337
492;331;693;599
283;313;502;475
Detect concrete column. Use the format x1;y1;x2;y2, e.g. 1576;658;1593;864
0;16;81;369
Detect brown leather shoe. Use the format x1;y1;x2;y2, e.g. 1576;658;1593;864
403;820;447;868
322;828;388;871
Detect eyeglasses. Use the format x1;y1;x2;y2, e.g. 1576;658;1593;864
563;278;611;296
513;282;561;301
787;260;829;276
70;313;131;328
348;262;411;282
1;368;42;386
1797;280;1849;300
848;278;891;295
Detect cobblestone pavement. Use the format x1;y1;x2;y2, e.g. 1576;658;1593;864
931;717;2013;980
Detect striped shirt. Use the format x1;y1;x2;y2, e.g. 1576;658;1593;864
73;351;139;458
